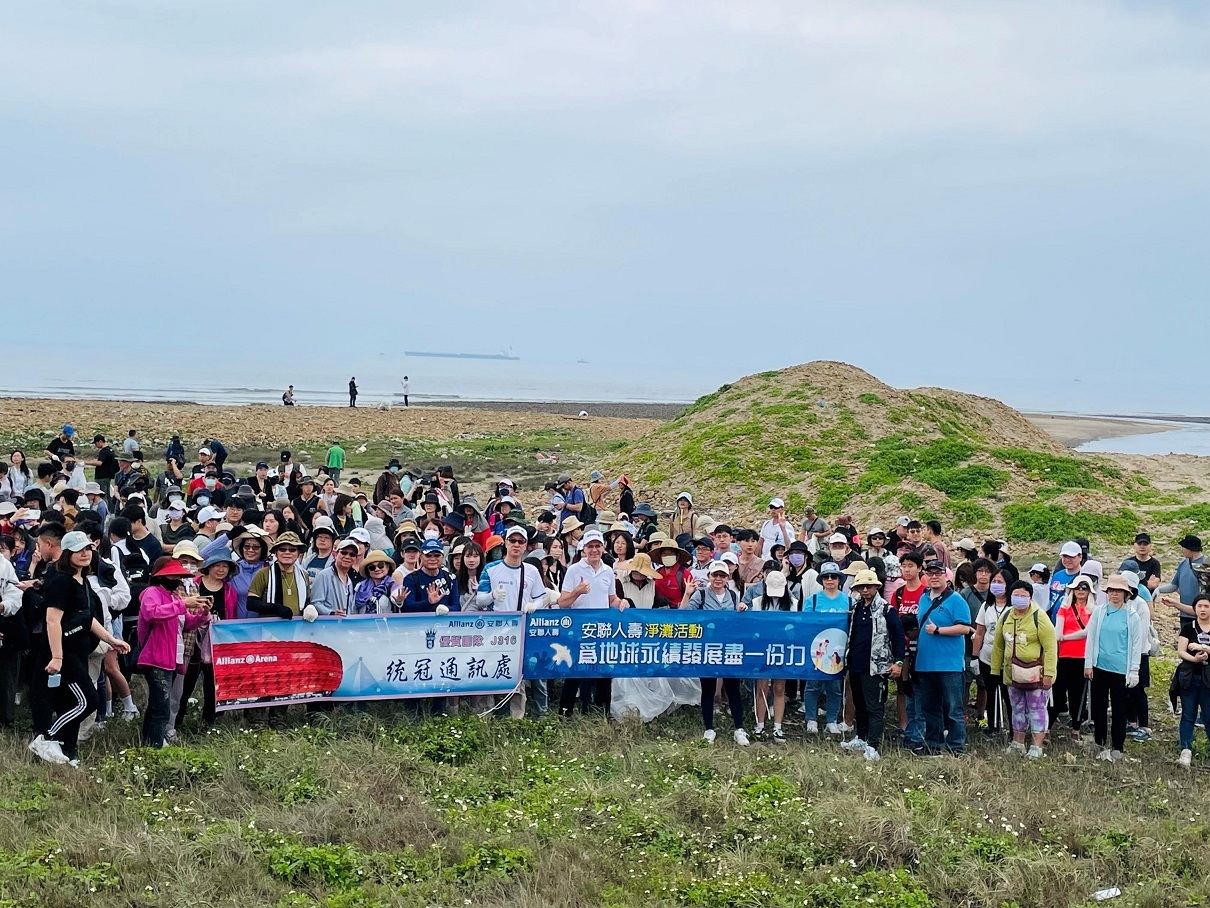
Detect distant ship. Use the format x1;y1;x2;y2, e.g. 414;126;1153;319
404;349;520;361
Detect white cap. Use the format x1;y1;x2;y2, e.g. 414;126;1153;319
0;502;16;516
581;529;604;546
504;525;528;540
348;528;372;544
827;532;848;545
720;551;738;565
706;560;730;575
955;537;977;552
768;497;785;509
198;447;213;456
1029;562;1047;574
1060;541;1082;558
197;506;223;523
896;516;911;527
764;570;787;596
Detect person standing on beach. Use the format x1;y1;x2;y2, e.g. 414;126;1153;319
282;385;296;407
348;377;358;408
401;376;410;407
325;442;345;485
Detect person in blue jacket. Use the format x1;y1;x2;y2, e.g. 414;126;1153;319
400;539;460;614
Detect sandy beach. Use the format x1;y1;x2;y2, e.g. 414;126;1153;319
1024;413;1170;448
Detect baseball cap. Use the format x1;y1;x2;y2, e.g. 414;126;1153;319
955;538;977;552
720;551;738;566
280;450;291;462
1134;532;1151;545
827;532;848;545
400;538;422;551
769;497;785;509
504;525;528;541
581;529;605;546
420;539;444;554
818;561;842;578
556;473;571;484
335;537;361;552
706;560;730;575
61;425;74;437
61;530;91;552
1060;541;1082;558
198;447;212;456
348;528;372;545
1029;562;1047;574
923;559;946;573
867;526;885;538
197;506;223;523
896;516;910;527
693;537;714;550
0;502;15;516
255;461;269;470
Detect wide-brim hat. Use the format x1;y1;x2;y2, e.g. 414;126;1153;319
171;541;203;562
152;558;193;578
605;522;634;537
851;569;881;588
559;517;584;535
271;532;304;550
633;503;657;520
360;550;395;571
621;553;661;580
649;539;690;565
201;548;238;573
842;560;869;576
1103;573;1132;594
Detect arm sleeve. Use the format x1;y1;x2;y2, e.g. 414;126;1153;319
1038;611;1058;678
989;614;1005;675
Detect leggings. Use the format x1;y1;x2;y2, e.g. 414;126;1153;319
1090;666;1129;751
701;677;745;731
47;653;96;761
1049;657;1088;732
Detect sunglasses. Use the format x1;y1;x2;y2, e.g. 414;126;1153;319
367;563;389;571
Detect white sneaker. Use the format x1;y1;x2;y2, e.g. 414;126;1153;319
734;729;750;747
825;722;843;735
1179;748;1193;768
165;728;179;742
1026;745;1044;760
702;729;716;744
805;720;818;734
67;759;81;770
840;737;866;751
1110;749;1123;762
1005;742;1026;756
1096;748;1113;762
863;745;881;762
28;735;69;765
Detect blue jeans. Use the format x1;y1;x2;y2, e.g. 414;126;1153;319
1179;677;1210;750
527;679;548;716
803;679;842;725
903;689;926;745
917;670;967;753
141;667;174;748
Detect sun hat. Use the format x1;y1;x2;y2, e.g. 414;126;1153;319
1066;575;1093;589
200;548;238;573
82;481;103;496
1103;573;1132;594
152;558;193;578
559;517;584;535
1080;559;1104;584
698;518;719;535
1060;541;1082;558
650;539;690;565
590;470;604;482
337;482;359;497
172;541;203;562
335;537;362;552
271;531;304;551
1180;534;1203;552
60;531;92;553
851;569;881;588
996;539;1011;555
818;562;843;578
310;515;338;537
360;550;395;571
827;532;848;546
842;560;869;576
633;502;657;520
676;491;693;505
867;526;885;538
622;553;661;580
1029;563;1048;574
605;521;634;537
706;560;730;576
1119;570;1141;591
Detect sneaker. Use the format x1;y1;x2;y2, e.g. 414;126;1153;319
797;702;807;715
805;720;818;734
1179;749;1193;768
165;728;179;742
863;745;881;762
1110;749;1124;762
825;722;843;735
1005;741;1026;756
840;737;867;751
772;728;786;745
1026;745;1044;760
28;736;69;765
733;729;750;747
977;717;988;730
1096;748;1113;762
1131;728;1153;743
702;730;716;744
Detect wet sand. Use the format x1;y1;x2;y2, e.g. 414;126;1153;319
1025;413;1171;448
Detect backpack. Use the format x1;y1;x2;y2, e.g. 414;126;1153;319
575;487;597;525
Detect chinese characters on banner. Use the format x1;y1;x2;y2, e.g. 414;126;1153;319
523;610;849;680
211;614;524;710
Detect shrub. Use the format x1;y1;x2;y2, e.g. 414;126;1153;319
1002;504;1139;546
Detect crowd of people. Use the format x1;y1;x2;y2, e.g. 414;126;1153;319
1;424;1208;769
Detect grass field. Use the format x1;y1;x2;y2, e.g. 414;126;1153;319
3;660;1209;908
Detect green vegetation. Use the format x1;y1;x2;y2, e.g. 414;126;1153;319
989;448;1104;489
941;500;994;528
1002;503;1140;546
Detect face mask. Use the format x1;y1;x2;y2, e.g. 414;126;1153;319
830;548;847;557
661;555;678;567
169;508;184;520
1010;593;1031;608
424;528;440;540
389;466;399;473
989;582;1006;596
196;495;210;507
788;553;805;567
204;478;217;489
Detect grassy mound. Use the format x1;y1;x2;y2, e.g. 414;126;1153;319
608;362;1197;555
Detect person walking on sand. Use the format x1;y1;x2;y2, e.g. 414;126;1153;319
348;377;358;408
401;375;410;407
325;441;345;485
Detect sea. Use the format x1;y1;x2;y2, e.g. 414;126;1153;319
1077;421;1210;457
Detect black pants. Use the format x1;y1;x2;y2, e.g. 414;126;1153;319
349;394;357;407
979;661;1008;731
27;637;53;737
177;654;216;728
559;679;596;716
0;647;20;726
701;677;744;732
1091;666;1129;751
47;653;96;760
1127;655;1150;727
850;672;888;750
1049;656;1088;732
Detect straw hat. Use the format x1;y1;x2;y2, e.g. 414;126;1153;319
605;521;634;537
559;517;584;536
620;553;661;580
851;569;881;588
360;550;395;572
842;560;869;576
649;538;690;565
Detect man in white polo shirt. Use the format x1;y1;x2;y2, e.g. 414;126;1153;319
480;525;550;717
759;497;797;559
558;529;623;715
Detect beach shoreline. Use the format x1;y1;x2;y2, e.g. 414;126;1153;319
1024;413;1174;448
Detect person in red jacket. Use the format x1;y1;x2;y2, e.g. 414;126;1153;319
651;539;692;608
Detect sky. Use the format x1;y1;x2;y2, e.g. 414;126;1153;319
2;1;1209;413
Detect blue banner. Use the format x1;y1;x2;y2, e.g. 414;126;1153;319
211;614;524;710
522;610;849;680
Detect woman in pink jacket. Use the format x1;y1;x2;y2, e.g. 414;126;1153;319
137;557;210;747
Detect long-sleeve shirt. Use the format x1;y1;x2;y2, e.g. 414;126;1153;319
310;566;357;615
989;604;1058;683
400;568;460;613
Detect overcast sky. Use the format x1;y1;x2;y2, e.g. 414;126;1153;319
3;1;1208;412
